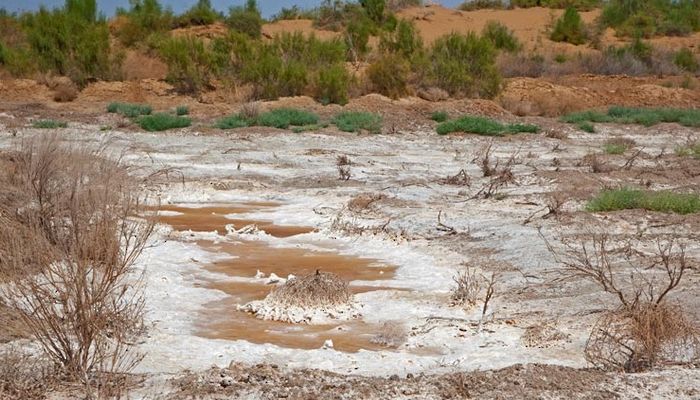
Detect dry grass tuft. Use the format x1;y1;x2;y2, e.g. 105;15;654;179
336;154;352;181
451;267;482;308
265;270;352;310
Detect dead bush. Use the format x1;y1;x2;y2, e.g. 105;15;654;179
581;153;611;173
544;231;699;371
265;270;352;310
53;82;78;102
440;169;471;186
0;346;55;400
0;135;153;389
544;129;568;140
471;144;518;199
347;193;383;213
451;267;482;308
370;321;407;348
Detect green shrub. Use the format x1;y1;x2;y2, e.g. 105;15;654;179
332;112;383;133
436;115;538;135
32;119;68;129
226;0;263;39
550;7;587;45
360;0;387;24
272;5;317;21
674;48;699;73
482;21;521;52
554;53;568;63
175;0;220;27
214;114;250;129
603;143;626;154
379;19;424;59
429;32;501;98
157;35;217;94
138;113;191;131
459;0;506;11
256;108;320;129
345;15;374;60
431;111;449;122
675;143;700;159
563;107;700;128
315;63;351;105
115;0;173;47
587;188;700;214
601;0;700;37
107;102;153;118
367;54;410;99
176;105;189;115
578;121;596;132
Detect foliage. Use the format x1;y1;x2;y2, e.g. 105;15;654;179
32;119;68;129
106;102;152;118
587;188;700;214
214;114;250;129
175;0;220;27
175;105;189;115
459;0;506;11
578;121;595;132
601;0;700;37
272;5;318;21
345;15;374;60
436;115;539;135
428;32;501;98
431;111;449;122
315;63;351;105
482;21;522;52
115;0;173;47
674;48;699;73
332;111;383;133
562;106;700;127
137;113;191;131
379;19;424;59
367;54;411;99
226;0;263;39
157;35;217;93
603;143;627;154
360;0;387;24
256;108;320;129
550;7;588;45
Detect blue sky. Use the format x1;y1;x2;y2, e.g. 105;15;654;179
0;1;464;18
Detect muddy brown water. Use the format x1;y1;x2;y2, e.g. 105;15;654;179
158;204;407;353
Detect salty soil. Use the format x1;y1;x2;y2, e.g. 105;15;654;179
1;109;700;398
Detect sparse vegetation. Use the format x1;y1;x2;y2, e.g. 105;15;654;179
578;122;595;132
482;21;522;52
674;48;699;73
32;119;67;129
215;114;250;129
436;115;538;136
459;0;506;11
332;112;383;134
176;105;189;116
550;7;588;45
138;113;192;131
601;0;700;37
562;107;700;128
603;138;635;154
226;0;263;39
586;188;700;214
257;108;320;129
431;111;449;122
107;102;153;118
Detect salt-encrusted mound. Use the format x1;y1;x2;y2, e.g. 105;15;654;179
239;270;359;324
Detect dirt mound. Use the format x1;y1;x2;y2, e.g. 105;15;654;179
0;79;53;104
121;50;168;81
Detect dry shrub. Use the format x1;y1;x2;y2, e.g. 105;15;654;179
581;153;611;173
0;346;55;400
265;270;352;310
347;193;383;213
440;169;471;186
0;135;153;390
370;321;407;348
239;102;260;121
544;231;699;371
336;154;351;181
586;303;699;372
417;87;449;102
451;267;482;308
53;82;79;102
544;129;568;140
472;143;518;198
605;137;636;148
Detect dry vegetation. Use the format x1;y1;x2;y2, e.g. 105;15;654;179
0;135;153;397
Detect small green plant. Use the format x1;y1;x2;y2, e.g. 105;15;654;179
175;105;189;116
459;0;506;10
587;188;700;214
215;114;250;129
138;113;191;131
482;21;522;53
256;108;320;129
675;143;700;159
226;0;263;39
550;7;588;45
674;48;699;73
578;122;596;132
603;143;626;154
315;63;351;105
32;119;68;129
562;107;700;128
332;112;383;134
436;115;538;136
554;53;568;63
107;102;152;118
431;111;449;122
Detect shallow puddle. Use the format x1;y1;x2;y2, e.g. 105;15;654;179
160;204;405;353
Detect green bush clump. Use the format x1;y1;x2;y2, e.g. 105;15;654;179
587;188;700;214
158;35;217;94
436;115;538;136
315;63;351;105
256;108;320;129
601;0;700;37
175;0;220;27
562;107;700;127
431;111;449;122
214;114;249;129
578;122;596;132
379;19;424;59
138;113;191;131
428;32;501;98
550;7;588;45
272;5;317;21
115;0;173;47
32;119;68;129
674;48;699;73
459;0;506;11
176;105;189;115
367;54;411;99
107;102;153;118
482;21;522;52
332;112;383;134
226;0;263;39
511;0;601;9
436;115;539;136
